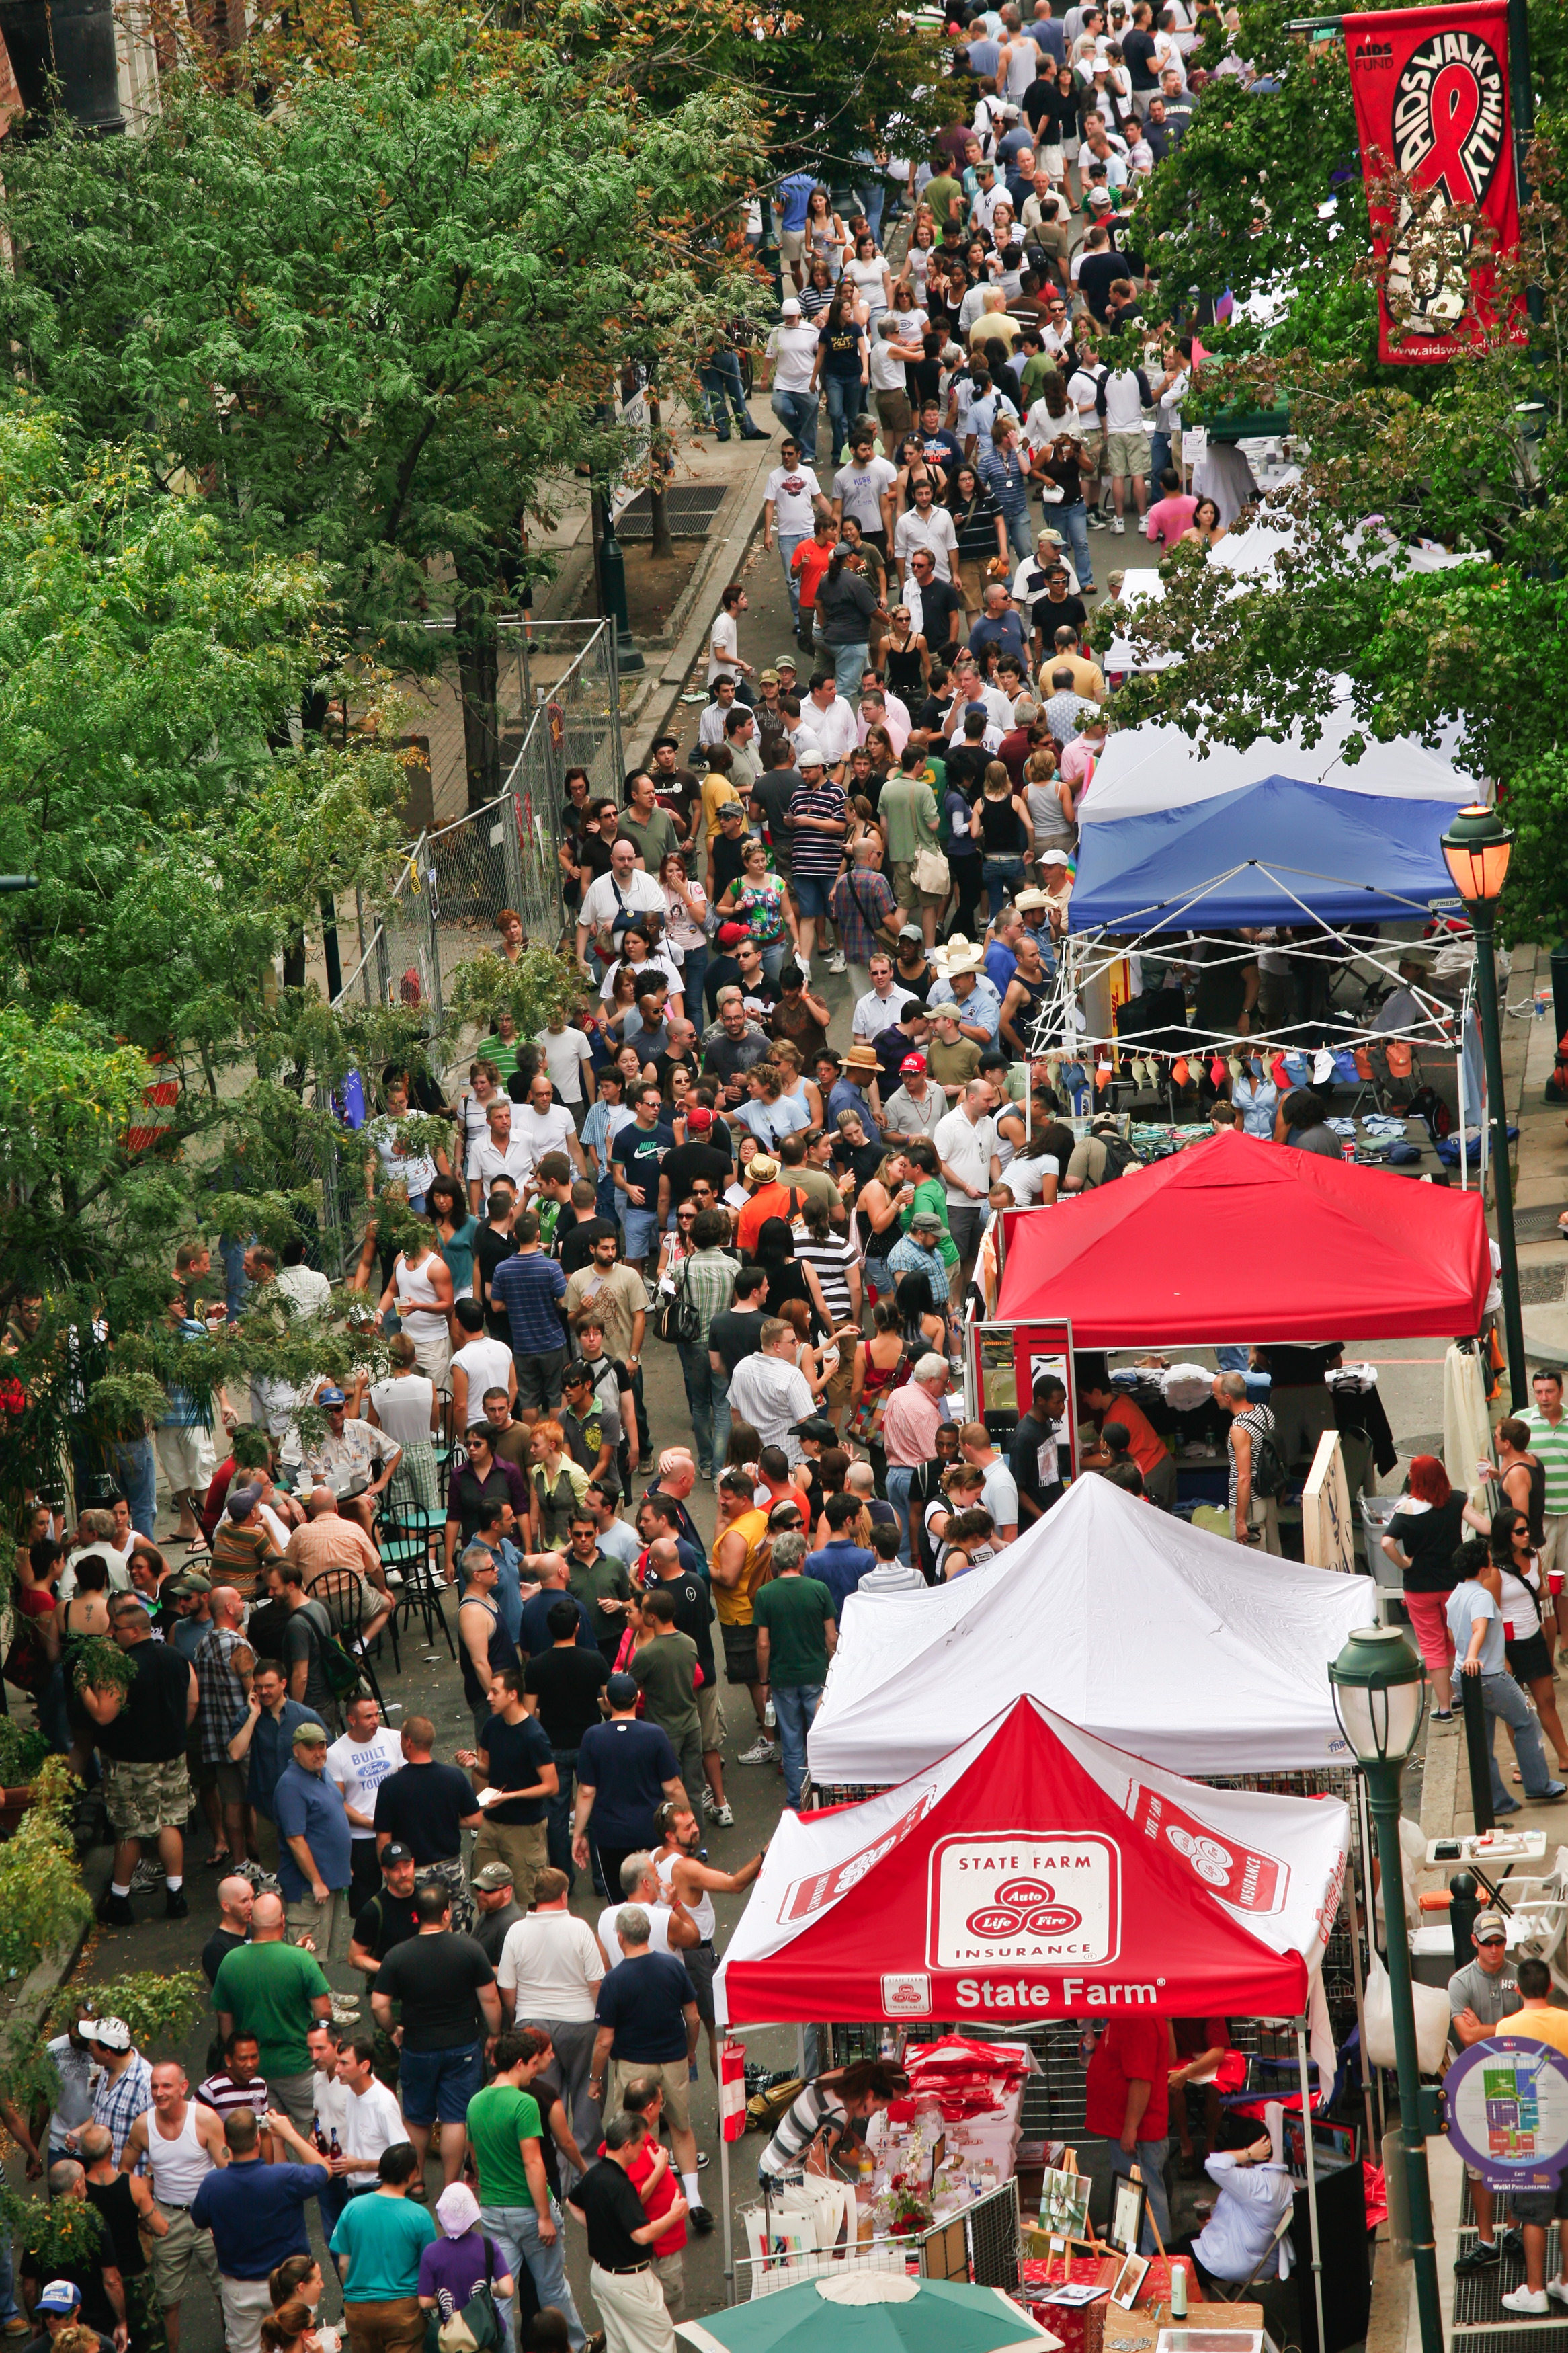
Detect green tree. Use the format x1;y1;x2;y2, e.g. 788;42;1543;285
0;409;416;1517
0;5;768;807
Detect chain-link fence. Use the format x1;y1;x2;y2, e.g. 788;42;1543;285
335;619;624;1021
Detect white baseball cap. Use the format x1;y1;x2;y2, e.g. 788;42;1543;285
780;298;802;317
796;736;825;769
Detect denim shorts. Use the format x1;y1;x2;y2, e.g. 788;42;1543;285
790;873;835;920
622;1206;658;1262
397;2039;484;2125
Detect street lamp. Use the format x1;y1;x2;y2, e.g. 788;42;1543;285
1329;1627;1443;2353
1440;803;1526;1406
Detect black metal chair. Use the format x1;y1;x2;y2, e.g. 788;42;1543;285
304;1566;393;1706
380;1515;456;1659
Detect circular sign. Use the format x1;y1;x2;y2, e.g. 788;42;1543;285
1444;2035;1568;2192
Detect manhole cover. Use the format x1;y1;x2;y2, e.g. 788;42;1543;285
1519;1265;1568;1306
615;485;727;542
1513;1205;1568;1241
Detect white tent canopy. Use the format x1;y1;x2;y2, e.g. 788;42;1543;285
807;1475;1376;1788
1078;675;1481;824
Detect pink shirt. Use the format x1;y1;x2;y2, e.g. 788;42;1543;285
1146;493;1198;545
880;1383;947;1469
1061;735;1100;792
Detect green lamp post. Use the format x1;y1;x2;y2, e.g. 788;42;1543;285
1440;803;1525;1406
1329;1626;1444;2353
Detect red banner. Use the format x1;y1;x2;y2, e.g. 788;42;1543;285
1345;0;1524;363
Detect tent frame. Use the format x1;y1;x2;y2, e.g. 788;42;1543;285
1036;867;1484;1187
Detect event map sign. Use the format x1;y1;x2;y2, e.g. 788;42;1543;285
1445;2036;1568;2192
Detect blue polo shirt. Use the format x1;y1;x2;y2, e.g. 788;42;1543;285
192;2156;327;2277
272;1759;354;1901
519;1587;597;1657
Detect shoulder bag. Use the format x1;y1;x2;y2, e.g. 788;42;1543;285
654;1256;701;1347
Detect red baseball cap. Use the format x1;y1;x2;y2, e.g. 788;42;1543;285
687;1107;714;1132
900;1053;927;1075
717;922;749;947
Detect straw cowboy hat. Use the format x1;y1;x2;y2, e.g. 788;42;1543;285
930;934;987;977
844;1042;882;1074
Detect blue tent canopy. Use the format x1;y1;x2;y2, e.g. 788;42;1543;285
1067;775;1460;933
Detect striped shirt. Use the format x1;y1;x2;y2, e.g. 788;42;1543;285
794;1230;859;1322
1524;1408;1568;1514
759;2082;851;2178
93;2052;154;2167
1228;1403;1277;1514
787;781;850;876
194;1625;253;1765
195;2069;274;2128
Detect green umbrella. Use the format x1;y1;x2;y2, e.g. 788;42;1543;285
677;2271;1062;2353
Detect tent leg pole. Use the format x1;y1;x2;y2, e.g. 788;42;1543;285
1297;2022;1327;2353
1342;1827;1379;2157
722;2121;734;2305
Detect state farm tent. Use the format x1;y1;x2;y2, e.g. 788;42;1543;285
807;1474;1373;1789
724;1694;1348;2042
993;1130;1491;1346
720;1698;1348;2344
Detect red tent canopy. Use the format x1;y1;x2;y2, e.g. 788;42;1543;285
994;1130;1490;1345
717;1696;1346;2030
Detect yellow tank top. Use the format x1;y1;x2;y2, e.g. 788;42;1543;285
712;1508;770;1626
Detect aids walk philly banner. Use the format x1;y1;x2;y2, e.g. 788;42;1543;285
1345;0;1526;363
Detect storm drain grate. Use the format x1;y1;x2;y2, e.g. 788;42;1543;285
615;485;727;541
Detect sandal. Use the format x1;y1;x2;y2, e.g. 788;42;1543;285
204;1848;231;1868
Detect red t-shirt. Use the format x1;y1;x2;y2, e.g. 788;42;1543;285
791;539;836;612
1172;2016;1231;2062
607;2135;686;2253
1084;2018;1171;2143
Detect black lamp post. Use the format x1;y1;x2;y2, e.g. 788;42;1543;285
1329;1626;1444;2353
1440;803;1526;1406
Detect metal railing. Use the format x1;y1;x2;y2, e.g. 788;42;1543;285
731;2179;1020;2301
334;619;623;1016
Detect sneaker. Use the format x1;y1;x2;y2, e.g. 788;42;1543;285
97;1892;134;1926
1544;2279;1568;2306
738;1737;778;1765
710;1801;735;1826
1503;2288;1549;2315
1086;510;1106;529
1432;1709;1455;1726
331;1995;362;2021
697;2151;710;2169
690;2204;716;2235
826;951;847;973
165;1888;189;1921
1455;2239;1501;2271
130;1857;163;1892
700;1785;718;1817
1110;514;1126;534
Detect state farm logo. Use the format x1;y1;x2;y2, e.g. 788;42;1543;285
882;1973;932;2016
966;1878;1084;1940
929;1833;1120;1972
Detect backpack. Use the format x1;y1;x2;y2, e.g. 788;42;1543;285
299;1598;366;1703
1247;1421;1288;1499
1407;1084;1452;1143
1081;1132;1140;1187
438;2236;504;2352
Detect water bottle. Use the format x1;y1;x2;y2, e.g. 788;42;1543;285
1537;988;1551;1021
1171;2264;1188;2318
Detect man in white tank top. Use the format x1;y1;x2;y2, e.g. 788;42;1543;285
122;2061;227;2350
651;1801;766;2083
596;1853;701;1972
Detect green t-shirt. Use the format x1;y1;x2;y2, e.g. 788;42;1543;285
630;1630;700;1741
211;1940;331;2078
476;1033;522;1082
569;1554;634;1629
329;2190;436;2301
1020;352;1057;406
925;173;965;226
752;1574;835;1687
467;2082;544;2209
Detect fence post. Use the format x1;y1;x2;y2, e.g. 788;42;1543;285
605;618;625;785
499;790;527;921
